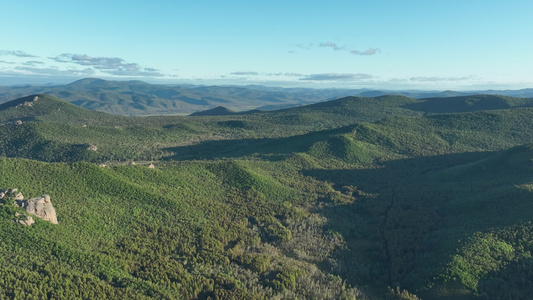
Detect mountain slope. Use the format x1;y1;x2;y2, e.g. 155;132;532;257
189;106;238;116
0;157;362;299
405;94;533;113
1;78;339;115
2;78;533;116
0;94;126;125
3;92;533;299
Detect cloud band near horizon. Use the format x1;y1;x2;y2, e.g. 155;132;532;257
300;73;374;81
51;53;165;77
0;50;38;58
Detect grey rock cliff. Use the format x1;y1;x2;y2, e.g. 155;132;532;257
1;189;58;225
14;195;58;224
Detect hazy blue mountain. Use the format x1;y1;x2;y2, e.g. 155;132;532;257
1;78;532;116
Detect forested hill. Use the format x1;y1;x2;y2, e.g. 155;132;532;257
1;92;533;299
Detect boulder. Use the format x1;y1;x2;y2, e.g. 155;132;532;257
14;194;58;224
13;213;35;226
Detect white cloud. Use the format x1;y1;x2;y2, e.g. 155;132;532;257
319;41;344;51
300;73;374;81
231;71;259;76
22;61;45;66
14;65;95;76
314;42;380;56
409;75;474;82
0;50;38;58
350;47;380;56
51;53;165;77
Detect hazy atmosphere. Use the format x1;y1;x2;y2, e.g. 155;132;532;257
2;0;532;90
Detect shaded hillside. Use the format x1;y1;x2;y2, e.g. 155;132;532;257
168;106;533;165
301;144;533;299
0;94;128;125
404;94;533;113
189;106;238;116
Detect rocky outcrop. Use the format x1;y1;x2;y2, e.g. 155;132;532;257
15;195;58;224
1;189;58;225
14;213;35;226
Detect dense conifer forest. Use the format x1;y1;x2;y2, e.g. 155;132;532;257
1;92;533;299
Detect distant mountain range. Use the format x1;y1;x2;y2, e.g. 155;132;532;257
1;77;532;115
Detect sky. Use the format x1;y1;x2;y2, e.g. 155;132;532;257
1;0;532;90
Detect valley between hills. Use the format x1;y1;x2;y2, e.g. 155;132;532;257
1;83;533;299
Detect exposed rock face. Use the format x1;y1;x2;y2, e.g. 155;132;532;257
14;195;58;224
87;144;98;151
16;101;33;107
14;213;35;226
14;192;24;200
1;189;58;225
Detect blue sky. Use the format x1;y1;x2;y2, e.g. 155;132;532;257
1;0;532;90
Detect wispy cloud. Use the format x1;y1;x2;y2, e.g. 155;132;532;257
296;41;380;56
295;43;314;50
231;71;259;76
319;41;344;51
0;50;38;58
350;47;380;56
300;73;373;81
52;53;164;77
229;71;373;81
265;72;304;77
105;68;164;77
53;54;126;69
410;75;474;82
231;71;307;78
22;60;45;66
14;65;95;76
